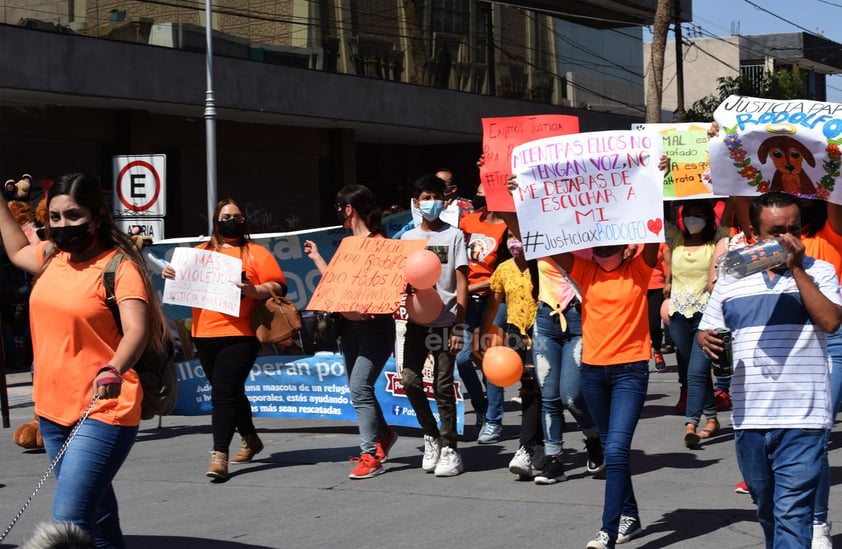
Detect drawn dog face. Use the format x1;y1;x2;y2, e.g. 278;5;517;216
757;136;815;176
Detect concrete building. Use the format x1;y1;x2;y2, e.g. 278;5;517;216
1;1;689;236
646;32;842;120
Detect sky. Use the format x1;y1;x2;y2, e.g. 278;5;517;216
657;0;842;102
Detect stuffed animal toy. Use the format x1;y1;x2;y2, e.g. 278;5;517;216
4;174;32;202
13;413;43;450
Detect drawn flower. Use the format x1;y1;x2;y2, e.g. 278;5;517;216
827;144;841;159
729;148;747;162
740;166;758;179
725;133;741;148
757;180;771;193
815;187;830;200
821;174;835;188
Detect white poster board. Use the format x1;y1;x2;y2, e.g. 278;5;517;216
162;248;243;316
512;130;665;259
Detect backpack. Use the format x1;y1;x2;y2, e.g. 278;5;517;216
102;252;179;420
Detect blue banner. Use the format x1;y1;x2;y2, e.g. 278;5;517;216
148;211;464;434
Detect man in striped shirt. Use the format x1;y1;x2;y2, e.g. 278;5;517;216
698;191;842;549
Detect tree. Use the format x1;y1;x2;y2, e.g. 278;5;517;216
685;69;808;121
646;0;673;123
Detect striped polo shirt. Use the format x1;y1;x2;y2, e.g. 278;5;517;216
699;256;842;430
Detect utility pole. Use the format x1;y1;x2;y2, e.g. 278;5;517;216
204;0;218;235
673;4;686;121
486;1;496;96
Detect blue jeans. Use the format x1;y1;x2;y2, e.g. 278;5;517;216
456;295;489;416
669;311;702;389
339;316;395;455
484;302;508;424
682;315;717;426
814;327;842;523
736;428;825;548
532;303;596;456
580;361;649;539
40;416;138;548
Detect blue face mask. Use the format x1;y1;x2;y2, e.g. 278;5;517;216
418;199;444;221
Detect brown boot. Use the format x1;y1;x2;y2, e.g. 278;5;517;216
231;433;264;464
206;451;228;481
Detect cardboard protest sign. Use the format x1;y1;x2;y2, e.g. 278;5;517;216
710;95;842;203
512;130;665;260
633;122;716;200
163;247;242;316
306;236;428;313
481;115;579;212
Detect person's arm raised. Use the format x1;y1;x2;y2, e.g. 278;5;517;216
0;195;39;274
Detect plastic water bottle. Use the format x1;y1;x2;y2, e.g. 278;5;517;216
718;237;790;279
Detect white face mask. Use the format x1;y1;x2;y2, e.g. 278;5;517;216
684;216;706;235
592;250;624;272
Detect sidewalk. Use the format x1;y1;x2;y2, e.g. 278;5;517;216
0;357;840;549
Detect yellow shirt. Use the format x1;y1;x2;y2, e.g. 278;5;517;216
488;259;537;335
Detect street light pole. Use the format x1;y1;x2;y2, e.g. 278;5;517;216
204;0;218;235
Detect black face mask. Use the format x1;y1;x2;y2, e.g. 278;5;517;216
471;195;487;211
218;218;246;240
50;224;94;254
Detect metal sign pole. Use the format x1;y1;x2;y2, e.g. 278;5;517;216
204;0;218;236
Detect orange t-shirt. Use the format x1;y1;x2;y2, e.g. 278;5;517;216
648;243;668;290
803;224;842;283
459;211;508;287
570;253;653;365
30;244;148;426
192;243;286;338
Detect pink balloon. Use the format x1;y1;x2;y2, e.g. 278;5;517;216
405;249;442;290
660;298;671;327
406;288;442;324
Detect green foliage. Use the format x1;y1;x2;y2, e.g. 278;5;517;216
684;69;809;122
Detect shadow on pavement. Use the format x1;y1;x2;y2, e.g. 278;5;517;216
634;507;758;548
126;536;275;548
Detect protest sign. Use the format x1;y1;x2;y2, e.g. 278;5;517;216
511;130;665;259
633;122;716;200
481;115;579;212
710;95;842;203
306;236;428;313
162;247;242;316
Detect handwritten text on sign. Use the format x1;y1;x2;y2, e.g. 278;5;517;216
163;248;242;316
512;130;665;259
481;115;579;212
633;123;715;200
710;95;842;204
306;237;428;313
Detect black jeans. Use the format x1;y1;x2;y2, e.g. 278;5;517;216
194;336;260;453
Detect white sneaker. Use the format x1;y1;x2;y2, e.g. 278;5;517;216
434;446;464;477
812;522;832;549
508;445;534;477
422;435;441;473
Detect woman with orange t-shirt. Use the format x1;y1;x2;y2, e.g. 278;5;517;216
163;198;286;482
304;185;398;479
0;173;164;547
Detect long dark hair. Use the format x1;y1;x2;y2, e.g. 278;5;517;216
336;184;385;237
679;199;717;244
205;198;253;250
45;173;168;353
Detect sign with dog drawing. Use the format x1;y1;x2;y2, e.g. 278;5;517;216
710;95;842;204
511;130;665;260
633;123;718;200
481;114;579;212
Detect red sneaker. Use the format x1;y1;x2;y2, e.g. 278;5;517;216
735;480;749;494
714;390;732;411
349;454;383;479
654;352;666;372
375;429;399;462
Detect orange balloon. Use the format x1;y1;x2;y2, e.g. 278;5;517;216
660;298;671;326
406;288;442;324
405;249;442;290
482;346;523;387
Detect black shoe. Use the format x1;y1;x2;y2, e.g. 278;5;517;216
584;437;605;474
660;344;675;354
534;456;566;484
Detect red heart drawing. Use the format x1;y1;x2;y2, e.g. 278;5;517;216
647;218;663;235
